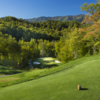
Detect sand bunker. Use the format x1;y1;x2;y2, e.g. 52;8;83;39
54;60;60;63
33;61;40;64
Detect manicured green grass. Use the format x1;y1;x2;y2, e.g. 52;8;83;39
32;57;63;69
0;55;100;100
0;55;100;88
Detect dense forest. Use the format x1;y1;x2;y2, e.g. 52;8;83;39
0;0;100;69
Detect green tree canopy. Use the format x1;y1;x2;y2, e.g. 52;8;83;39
80;0;100;15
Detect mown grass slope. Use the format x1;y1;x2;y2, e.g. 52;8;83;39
0;55;100;100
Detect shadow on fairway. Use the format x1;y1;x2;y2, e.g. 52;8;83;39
81;88;89;90
0;66;22;75
0;71;21;75
38;64;58;69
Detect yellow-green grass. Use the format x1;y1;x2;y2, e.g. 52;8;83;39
0;57;64;87
0;55;100;100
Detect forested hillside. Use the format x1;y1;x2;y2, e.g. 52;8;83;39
0;17;82;41
0;0;100;70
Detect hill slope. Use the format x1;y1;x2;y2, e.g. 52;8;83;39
0;55;100;100
25;14;85;22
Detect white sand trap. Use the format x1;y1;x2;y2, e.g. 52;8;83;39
33;61;40;64
54;60;61;63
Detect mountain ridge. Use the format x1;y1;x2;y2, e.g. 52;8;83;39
25;14;85;22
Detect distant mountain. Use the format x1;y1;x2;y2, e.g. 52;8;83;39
25;14;85;22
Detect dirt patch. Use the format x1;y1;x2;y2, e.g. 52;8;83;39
0;77;19;82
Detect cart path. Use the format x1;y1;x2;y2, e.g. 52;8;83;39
29;60;33;69
0;75;12;78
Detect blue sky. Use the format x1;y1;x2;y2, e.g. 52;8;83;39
0;0;97;19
